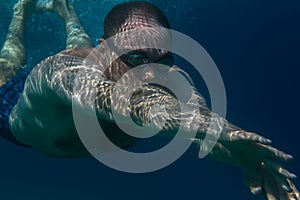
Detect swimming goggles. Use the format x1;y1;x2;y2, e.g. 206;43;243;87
120;51;174;69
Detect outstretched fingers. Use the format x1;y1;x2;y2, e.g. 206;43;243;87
254;143;293;162
264;159;297;180
262;164;300;200
227;131;293;162
263;162;293;192
218;128;299;199
228;131;272;145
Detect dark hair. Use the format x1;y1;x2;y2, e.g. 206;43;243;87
103;1;170;38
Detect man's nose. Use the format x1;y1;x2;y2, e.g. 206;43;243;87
141;65;168;82
142;70;155;81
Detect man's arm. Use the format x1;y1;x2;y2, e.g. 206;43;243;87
9;52;298;199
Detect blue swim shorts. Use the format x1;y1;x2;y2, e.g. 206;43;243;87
0;68;31;146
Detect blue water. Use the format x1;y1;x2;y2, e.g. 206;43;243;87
0;0;299;199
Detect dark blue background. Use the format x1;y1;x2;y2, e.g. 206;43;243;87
0;0;299;199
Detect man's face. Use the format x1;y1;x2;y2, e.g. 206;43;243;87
120;49;173;80
118;49;174;84
102;25;173;84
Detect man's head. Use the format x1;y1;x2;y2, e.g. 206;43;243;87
103;1;170;39
101;1;174;83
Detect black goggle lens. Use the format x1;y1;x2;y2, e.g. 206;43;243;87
156;55;174;68
124;53;150;67
121;52;174;69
